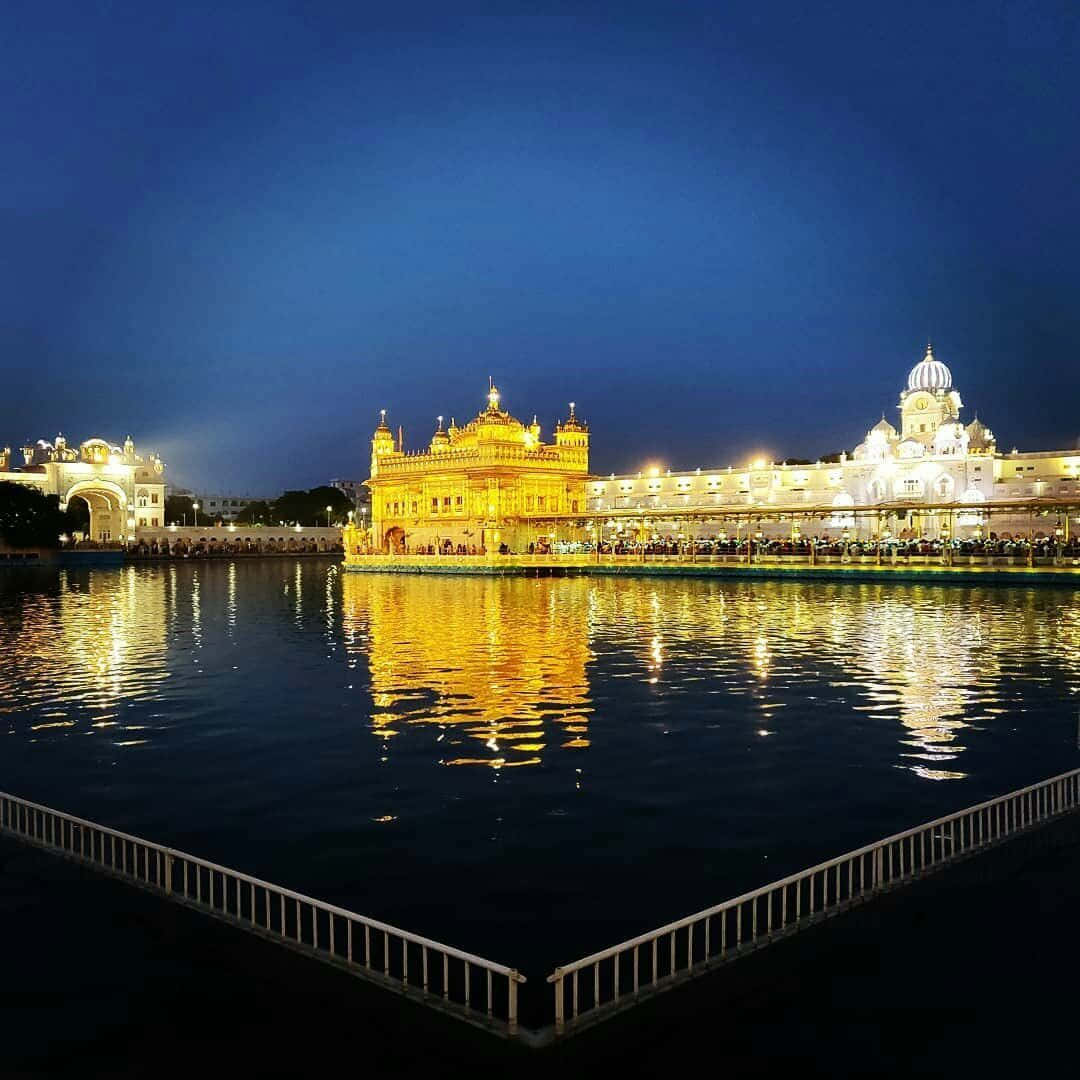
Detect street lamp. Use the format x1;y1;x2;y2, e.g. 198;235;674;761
192;501;199;527
326;505;333;528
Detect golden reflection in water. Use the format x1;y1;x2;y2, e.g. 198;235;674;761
442;578;1079;783
0;568;168;739
342;575;593;769
226;562;237;632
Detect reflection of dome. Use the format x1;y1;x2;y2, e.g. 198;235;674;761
907;344;952;391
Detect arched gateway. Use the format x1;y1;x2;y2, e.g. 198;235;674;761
63;479;129;543
0;433;165;544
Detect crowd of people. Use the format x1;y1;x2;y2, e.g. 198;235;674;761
588;534;1080;559
122;536;344;558
378;533;1080;561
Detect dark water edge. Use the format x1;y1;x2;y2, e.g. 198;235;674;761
1;561;1079;973
4;813;1080;1075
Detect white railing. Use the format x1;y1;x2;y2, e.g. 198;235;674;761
6;769;1080;1043
546;766;1080;1034
0;792;525;1037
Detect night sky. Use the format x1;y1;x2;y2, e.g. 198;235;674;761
3;3;1077;492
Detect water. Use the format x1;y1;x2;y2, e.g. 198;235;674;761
2;561;1078;971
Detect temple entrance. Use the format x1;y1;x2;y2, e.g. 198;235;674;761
64;480;128;544
384;526;406;554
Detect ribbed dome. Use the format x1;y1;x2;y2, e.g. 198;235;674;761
907;344;952;391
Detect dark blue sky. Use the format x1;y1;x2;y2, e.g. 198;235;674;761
2;2;1077;491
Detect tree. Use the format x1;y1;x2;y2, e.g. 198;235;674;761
164;494;197;525
233;499;273;524
0;481;71;548
306;485;354;525
271;486;353;526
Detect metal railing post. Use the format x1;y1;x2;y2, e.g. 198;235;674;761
508;973;520;1035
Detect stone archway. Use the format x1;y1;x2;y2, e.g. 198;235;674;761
384;526;405;554
64;479;128;543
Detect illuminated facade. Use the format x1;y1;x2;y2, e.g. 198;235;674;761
0;434;166;542
363;381;589;553
586;346;1079;538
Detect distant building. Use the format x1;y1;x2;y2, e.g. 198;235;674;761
0;434;166;541
190;492;276;522
585;345;1079;539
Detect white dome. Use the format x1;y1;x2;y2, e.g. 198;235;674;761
907;345;952;391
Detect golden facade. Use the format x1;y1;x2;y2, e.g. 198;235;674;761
361;382;589;554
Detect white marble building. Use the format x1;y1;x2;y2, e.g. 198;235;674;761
586;347;1078;539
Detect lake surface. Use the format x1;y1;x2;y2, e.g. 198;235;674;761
2;561;1078;971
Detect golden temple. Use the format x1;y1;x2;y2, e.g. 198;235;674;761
353;380;589;555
